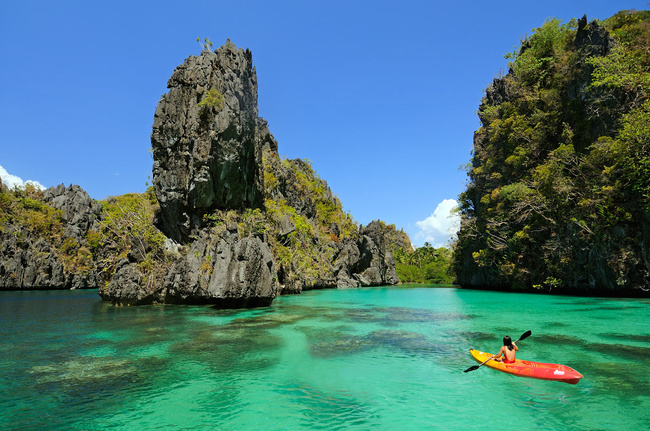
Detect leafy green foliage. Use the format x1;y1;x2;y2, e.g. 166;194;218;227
261;149;360;287
0;184;98;274
617;100;650;205
506;18;577;87
0;184;63;241
239;208;268;237
197;88;224;126
198;88;224;109
394;243;454;284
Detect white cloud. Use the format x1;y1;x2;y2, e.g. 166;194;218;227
0;165;45;191
414;198;461;248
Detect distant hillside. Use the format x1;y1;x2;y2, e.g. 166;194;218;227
454;10;650;296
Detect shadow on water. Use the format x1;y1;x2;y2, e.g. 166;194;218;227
454;330;496;344
164;307;315;373
528;332;650;396
599;333;650;344
532;333;586;346
579;361;650;397
309;329;451;359
228;311;306;329
551;296;649;314
368;330;442;353
309;334;374;358
338;307;472;325
534;333;650;363
312;306;473;333
588;343;650;363
169;325;282;373
26;354;169;410
274;381;379;430
376;307;472;322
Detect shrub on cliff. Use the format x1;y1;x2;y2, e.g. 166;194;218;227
260;149;407;289
96;189;170;290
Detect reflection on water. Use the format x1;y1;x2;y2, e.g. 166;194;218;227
0;287;648;430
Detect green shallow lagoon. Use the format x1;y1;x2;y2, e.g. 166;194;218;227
1;286;648;430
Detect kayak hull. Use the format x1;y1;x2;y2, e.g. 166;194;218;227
469;349;583;385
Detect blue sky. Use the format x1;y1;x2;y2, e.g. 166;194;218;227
1;0;647;247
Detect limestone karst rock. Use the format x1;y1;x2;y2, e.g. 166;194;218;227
0;184;101;290
152;39;265;244
455;13;650;296
1;40;401;306
100;40;280;306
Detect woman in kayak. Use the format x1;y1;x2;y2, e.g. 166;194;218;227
494;335;518;363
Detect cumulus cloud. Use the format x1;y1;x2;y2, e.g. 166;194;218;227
414;198;461;248
0;165;45;191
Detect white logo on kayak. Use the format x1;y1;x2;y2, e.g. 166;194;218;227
554;370;565;375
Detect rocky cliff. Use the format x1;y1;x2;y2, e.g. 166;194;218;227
454;11;650;296
152;40;264;244
0;184;101;290
96;40;401;306
0;41;402;305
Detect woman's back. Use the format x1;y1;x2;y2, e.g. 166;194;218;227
503;345;517;363
501;335;518;363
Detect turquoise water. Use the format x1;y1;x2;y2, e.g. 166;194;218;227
0;287;648;430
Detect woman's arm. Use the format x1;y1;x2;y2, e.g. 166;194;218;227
512;342;518;352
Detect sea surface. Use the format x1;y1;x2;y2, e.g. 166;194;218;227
0;286;648;430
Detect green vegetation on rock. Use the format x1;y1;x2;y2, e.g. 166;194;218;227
0;184;63;240
0;39;415;300
198;88;224;109
261;149;359;290
96;188;170;290
0;185;93;275
454;10;650;295
197;37;214;52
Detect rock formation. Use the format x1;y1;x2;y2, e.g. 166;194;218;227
115;39;399;306
151;40;264;244
0;184;101;290
1;40;402;306
454;12;650;296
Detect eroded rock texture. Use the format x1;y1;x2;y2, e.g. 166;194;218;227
0;184;101;290
152;40;264;243
101;40;400;306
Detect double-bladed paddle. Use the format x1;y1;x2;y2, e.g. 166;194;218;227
463;330;532;373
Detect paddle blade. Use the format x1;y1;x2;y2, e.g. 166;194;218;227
464;365;480;373
518;330;532;342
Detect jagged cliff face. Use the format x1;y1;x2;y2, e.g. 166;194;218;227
454;12;650;296
261;150;399;291
1;40;402;307
141;40;398;305
152;40;264;243
136;40;399;305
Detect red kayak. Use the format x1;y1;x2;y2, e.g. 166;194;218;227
470;349;583;384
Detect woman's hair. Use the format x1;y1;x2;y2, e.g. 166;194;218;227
503;335;514;351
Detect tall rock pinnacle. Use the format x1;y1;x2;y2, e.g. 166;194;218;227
151;40;264;243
